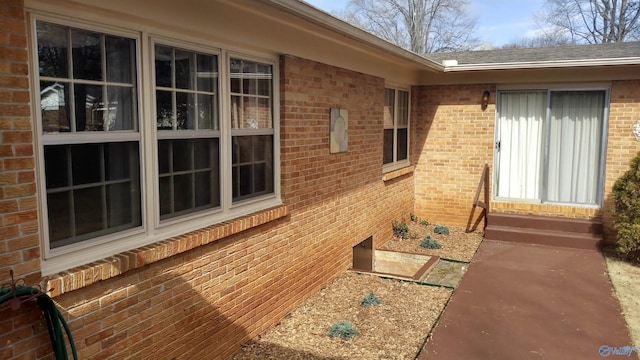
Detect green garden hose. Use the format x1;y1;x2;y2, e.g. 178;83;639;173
0;286;78;360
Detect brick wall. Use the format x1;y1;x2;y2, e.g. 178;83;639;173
602;80;640;239
413;81;640;239
412;84;495;228
1;46;414;358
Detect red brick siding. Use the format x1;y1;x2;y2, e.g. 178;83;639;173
412;84;495;227
1;49;414;358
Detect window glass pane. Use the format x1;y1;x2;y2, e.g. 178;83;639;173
230;77;240;93
197;54;216;92
48;192;72;244
232;135;273;201
235;136;252;163
198;94;216;130
40;81;71;133
107;86;135;130
384;88;394;128
175;50;194;90
176;92;195;130
158;140;170;174
155;45;172;88
71;144;101;185
194;139;211;169
71;29;102;81
44;145;69;188
231;96;242;129
159;176;171;216
37;22;68;78
74;84;104;131
107;182;133;227
46;142;141;248
397;90;409;127
158;138;220;220
173;174;193;212
194;171;212;207
156;90;173;129
105;142;131;181
238;165;252;197
74;186;104;236
106;35;134;83
397;128;408;161
383;129;394;164
173;140;191;172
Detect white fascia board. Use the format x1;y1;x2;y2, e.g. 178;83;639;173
265;0;444;72
443;57;640;72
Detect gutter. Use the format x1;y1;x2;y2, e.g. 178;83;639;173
264;0;444;72
442;57;640;72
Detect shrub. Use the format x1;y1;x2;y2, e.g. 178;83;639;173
421;236;441;249
613;152;640;260
392;220;409;239
434;225;450;235
410;213;418;222
420;219;430;227
328;320;359;340
360;291;382;307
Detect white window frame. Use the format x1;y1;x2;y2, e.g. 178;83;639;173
492;84;610;207
29;14;281;275
383;85;410;172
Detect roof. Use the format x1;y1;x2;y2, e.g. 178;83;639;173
425;41;640;67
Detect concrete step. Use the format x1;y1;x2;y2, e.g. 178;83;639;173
487;212;603;234
485;213;603;250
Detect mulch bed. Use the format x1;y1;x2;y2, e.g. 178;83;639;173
229;222;484;359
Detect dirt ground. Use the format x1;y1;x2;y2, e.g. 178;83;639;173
230;272;452;360
229;221;484;359
380;221;484;262
605;251;640;345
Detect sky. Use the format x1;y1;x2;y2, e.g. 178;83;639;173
304;0;547;48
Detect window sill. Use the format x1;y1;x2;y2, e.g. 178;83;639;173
44;205;289;298
382;166;414;182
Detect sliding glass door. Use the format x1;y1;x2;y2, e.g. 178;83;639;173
495;89;606;206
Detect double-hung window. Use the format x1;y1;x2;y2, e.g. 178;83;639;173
154;44;220;220
230;59;274;201
34;17;279;272
37;21;141;250
383;87;409;168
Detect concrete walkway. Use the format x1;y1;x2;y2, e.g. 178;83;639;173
420;240;638;360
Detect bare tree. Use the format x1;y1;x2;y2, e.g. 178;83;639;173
335;0;479;54
536;0;640;44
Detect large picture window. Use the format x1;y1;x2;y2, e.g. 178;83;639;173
495;89;607;205
33;18;279;271
383;87;409;167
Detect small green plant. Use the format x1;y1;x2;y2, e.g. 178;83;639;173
434;225;450;235
410;212;418;222
360;291;382;307
420;236;441;249
420;219;430;227
392;220;409;239
613;151;640;260
328;320;359;340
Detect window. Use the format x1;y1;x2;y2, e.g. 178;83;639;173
34;18;279;271
230;59;274;201
154;44;220;220
37;21;141;249
383;87;409;167
494;89;607;205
